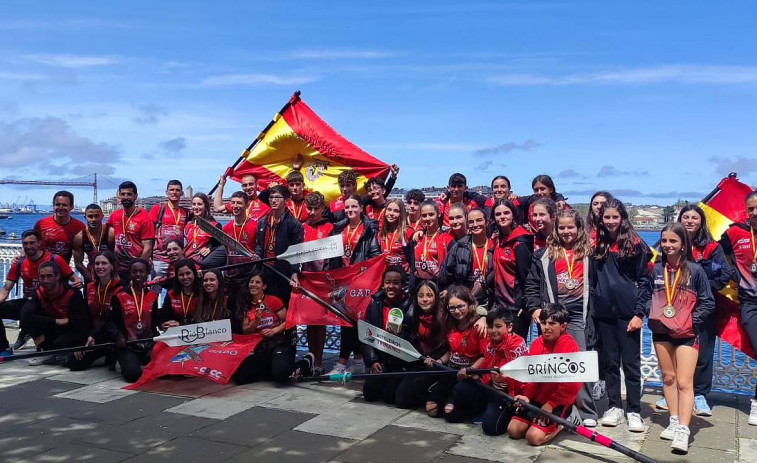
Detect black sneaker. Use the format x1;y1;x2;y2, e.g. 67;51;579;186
291;352;315;379
12;331;31;350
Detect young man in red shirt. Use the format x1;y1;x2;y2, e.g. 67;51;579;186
435;173;487;229
148;179;189;280
0;230;80;356
405;189;426;232
34;190;86;264
73;204;113;282
214;173;270;221
107;181;155;282
222;191;259;296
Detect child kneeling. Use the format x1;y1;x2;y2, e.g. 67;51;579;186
508;303;582;445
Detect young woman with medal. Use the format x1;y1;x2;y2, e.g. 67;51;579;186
233;270;296;384
193;269;239;331
378;199;415;277
490;199;534;340
413;199;455;283
445;203;468;243
439;208;494;306
184;193;225;269
161;259;201;329
720;190;757;426
530;198;557;251
104;259;159;383
592;199;652;432
524;209;599;427
643;223;715;453
325;194;381;375
69;251;123;372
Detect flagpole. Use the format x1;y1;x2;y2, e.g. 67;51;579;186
208;91;302;196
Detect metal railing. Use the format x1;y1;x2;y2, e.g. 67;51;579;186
2;243;755;394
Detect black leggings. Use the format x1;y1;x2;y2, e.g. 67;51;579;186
597;318;642;413
116;348;151;383
233;339;295;385
694;315;717;397
394;373;439;409
67;349;116;371
445;380;488;423
426;375;458;418
740;300;757;399
363;375;403;404
339;327;360;360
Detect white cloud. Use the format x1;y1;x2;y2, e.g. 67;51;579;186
0;71;45;81
25;53;119;68
290;49;399;60
487;65;757;86
201;73;317;87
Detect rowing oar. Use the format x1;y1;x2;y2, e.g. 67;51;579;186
298;351;598;384
195;218;355;326
0;320;233;364
355;320;658;463
208;91;301;196
210;234;344;271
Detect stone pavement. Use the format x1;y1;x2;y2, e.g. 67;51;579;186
1;327;755;463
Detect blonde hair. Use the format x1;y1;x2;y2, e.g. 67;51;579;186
379;198;408;239
547;209;592;260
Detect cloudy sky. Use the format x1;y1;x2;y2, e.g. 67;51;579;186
1;1;756;208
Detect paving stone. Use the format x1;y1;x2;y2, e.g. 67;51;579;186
337;425;460;463
119;436;249;462
0;364;63;389
259;383;359;414
225;430;356;463
190;406;314;447
642;437;737;462
537;447;632;463
545;426;646;459
738;437;757;463
392;409;473;436
18;443;134;463
436;455;495;463
736;397;757;440
48;367;121;385
65;392;189;425
0;379;80;411
445;431;544;462
129;377;234;398
54;379;139;403
0;417;100;462
689;416;735;451
165;384;288;420
73;413;215;454
294;400;408;440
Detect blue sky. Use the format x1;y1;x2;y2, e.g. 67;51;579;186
1;1;757;208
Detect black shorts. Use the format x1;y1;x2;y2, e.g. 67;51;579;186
511;400;568;434
652;332;698;349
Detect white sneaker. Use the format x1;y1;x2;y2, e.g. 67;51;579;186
627;412;645;432
599;407;625;427
582;418;598;428
660;416;679;440
671;425;690;453
749;399;757;426
326;363;346;375
348;359;365;374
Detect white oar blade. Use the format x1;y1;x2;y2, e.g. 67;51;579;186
280;235;344;265
156;319;233;347
357;320;421;363
501;351;598;383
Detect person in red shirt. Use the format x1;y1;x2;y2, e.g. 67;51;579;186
259;171;310;223
0;230;80;355
530;198;556;252
586;191;614;246
34;190;86;263
107;181;155;282
73;204;113;282
426;285;486;418
484;176;517;209
362;165;399;221
329;169;359;222
160;259;201;328
405;189;426;233
378;199;414;276
444;306;528;432
508;303;582;446
214;173;270;221
148;180;189;279
233;270;295;384
185;193;226;269
413;200;454;283
222;191;259;295
445;203;468;243
434;173;487;229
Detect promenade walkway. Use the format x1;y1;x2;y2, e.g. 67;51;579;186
1;326;754;463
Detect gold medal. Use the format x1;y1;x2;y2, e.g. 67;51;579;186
663;264;681;319
663;305;676;319
565;279;578;290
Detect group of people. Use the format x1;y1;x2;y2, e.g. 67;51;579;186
1;167;756;455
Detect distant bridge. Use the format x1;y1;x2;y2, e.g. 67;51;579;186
0;174;99;203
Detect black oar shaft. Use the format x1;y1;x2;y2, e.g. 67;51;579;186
299;368;495;382
0;337;154;363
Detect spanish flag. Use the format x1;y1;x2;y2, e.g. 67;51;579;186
702;174;756;359
224;91;390;203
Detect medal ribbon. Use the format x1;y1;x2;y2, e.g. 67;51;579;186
473;239;489;277
383;229;399;253
121;208;139;239
422;231;439;261
562;249;576;281
751;226;757;266
96;279;112;317
130;287;145;324
85;226;105;251
663;265;682;308
290;199;304;221
166;202;183;227
233;217;250;243
247;198;259;217
180;291;194;318
267;215;280;251
345;221;362;253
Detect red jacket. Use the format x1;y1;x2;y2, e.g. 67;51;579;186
523;332;582;409
480;332;528;394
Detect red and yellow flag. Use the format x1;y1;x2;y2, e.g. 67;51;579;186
227;92;390;203
702;174;755;359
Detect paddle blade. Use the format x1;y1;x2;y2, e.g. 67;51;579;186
500;351;598;383
156;319;233;347
357;320;421;363
279;235;344;264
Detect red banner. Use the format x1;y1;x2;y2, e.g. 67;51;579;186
124;333;263;389
286;255;386;328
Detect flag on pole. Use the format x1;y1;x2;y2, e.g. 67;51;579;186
124;334;263;389
700;174;756;359
226;92;391;203
286;255;387;328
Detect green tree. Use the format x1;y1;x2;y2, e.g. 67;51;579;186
662;205;676;223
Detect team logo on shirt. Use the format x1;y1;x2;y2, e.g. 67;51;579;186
128;222;136;231
305;159;330;182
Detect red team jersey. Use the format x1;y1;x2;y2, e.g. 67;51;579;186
364;203;386;223
115;289;159;341
303;221;334;272
222;218;258;282
107;208;156;272
184;219;219;264
380;228;414;272
148;203;189;263
246;295;285;330
225;196;270;222
435;198;480;229
287;199;308;223
447;324;488;368
414;231;454;280
34;216;86;263
7;252;74;298
165;289;198;322
86;279;122;328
